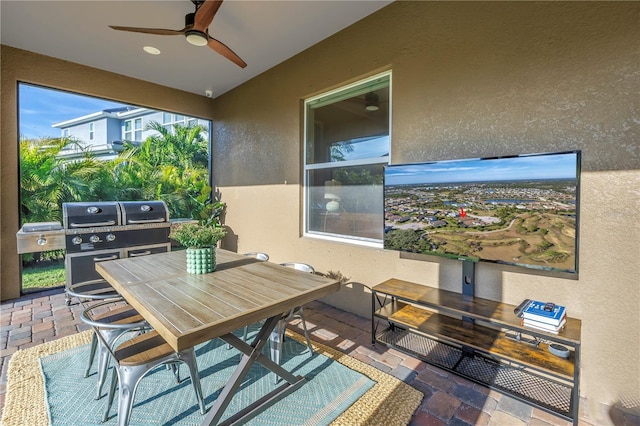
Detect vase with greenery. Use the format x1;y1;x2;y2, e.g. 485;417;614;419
170;221;227;274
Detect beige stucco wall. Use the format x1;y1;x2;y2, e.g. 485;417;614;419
210;2;639;423
1;1;638;423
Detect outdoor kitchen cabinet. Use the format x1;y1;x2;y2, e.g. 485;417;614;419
371;278;581;425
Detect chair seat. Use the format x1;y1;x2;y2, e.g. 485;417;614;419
92;305;145;326
114;330;176;367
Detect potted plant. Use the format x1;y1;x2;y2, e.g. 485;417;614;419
170;221;227;274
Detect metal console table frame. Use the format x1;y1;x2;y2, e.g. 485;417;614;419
371;278;581;425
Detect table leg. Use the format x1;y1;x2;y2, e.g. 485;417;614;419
201;315;306;426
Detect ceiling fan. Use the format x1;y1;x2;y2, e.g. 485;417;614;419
109;0;246;68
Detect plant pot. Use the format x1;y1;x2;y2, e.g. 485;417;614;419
185;246;216;274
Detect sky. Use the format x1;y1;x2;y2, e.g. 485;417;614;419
385;152;579;185
18;83;129;140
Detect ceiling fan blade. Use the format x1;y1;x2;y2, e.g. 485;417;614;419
109;25;185;36
207;36;247;68
193;0;223;32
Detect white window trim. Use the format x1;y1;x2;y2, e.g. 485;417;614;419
305;157;388;170
302;71;392;246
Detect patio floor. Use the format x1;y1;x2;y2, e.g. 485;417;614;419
1;287;594;425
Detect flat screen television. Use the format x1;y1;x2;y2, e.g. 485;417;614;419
384;151;580;274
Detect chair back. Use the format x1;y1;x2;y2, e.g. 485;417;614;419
280;262;315;274
243;252;269;261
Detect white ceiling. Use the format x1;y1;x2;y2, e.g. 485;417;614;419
1;0;392;98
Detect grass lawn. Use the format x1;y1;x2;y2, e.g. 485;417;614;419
22;263;65;291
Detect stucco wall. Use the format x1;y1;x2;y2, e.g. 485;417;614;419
210;2;639;422
1;2;638;423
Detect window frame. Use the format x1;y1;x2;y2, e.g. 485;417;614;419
123;119;133;141
134;117;143;141
302;71;392;247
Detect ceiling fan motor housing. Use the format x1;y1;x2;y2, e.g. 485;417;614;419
185;12;196;28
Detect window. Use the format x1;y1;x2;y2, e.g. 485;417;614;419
304;72;391;244
162;112;172;128
124;119;132;141
89;122;94;140
134;118;142;141
163;112;191;132
124;118;143;141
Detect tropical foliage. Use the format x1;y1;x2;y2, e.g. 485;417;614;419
20;121;218;225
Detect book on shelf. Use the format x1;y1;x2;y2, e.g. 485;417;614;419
522;317;567;334
520;300;566;326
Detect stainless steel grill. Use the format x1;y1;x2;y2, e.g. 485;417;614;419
62;201;171;304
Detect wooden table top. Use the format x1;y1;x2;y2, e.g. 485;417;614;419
96;249;340;351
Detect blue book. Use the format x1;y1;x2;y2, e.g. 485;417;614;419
521;300;566;325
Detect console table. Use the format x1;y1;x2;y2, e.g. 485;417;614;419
371;278;581;424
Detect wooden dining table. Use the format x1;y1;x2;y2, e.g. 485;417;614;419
95;248;340;426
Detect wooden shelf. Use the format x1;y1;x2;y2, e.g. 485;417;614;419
374;278;581;345
372;278;581;425
375;301;574;379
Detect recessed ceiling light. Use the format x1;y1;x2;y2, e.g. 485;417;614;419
143;46;161;55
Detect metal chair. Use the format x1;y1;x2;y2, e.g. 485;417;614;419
68;280;148;400
67;278;120;304
243;252;269;261
80;300;148;399
228;252;270;346
81;307;205;426
270;262;315;369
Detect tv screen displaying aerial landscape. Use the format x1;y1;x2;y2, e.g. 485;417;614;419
384;151;580;273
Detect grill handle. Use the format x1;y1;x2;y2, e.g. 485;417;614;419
93;254;119;262
70;220;116;228
129;250;151;257
126;218;166;224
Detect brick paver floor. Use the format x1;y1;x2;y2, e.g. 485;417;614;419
1;287;603;425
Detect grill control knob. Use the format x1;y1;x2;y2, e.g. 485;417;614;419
106;233;116;242
72;236;82;245
89;235;100;243
37;237;47;246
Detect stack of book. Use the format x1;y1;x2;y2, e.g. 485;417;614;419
520;300;567;334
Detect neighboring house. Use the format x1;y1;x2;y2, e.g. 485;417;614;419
53;107;208;160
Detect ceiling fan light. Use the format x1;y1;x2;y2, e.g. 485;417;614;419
143;46;161;55
185;30;208;47
365;92;379;111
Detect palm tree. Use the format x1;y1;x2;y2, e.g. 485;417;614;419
20;137;101;223
114;121;213;219
20;121;216;224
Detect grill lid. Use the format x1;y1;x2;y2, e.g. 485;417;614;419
63;202;120;229
119;200;169;225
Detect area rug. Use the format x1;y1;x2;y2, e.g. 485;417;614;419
2;328;423;426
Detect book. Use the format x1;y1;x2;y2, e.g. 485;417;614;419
520;300;566;326
523;317;567;334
